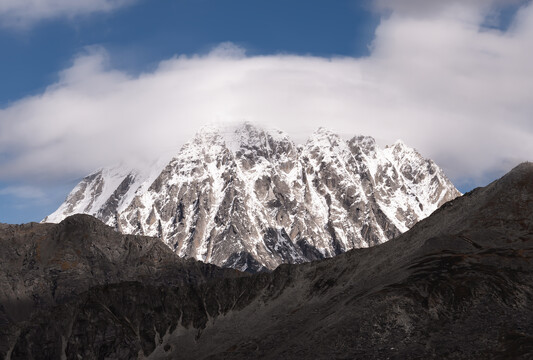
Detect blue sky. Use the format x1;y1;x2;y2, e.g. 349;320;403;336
0;0;377;223
0;0;378;106
0;0;532;224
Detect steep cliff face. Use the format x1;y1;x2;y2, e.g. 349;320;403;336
45;123;460;270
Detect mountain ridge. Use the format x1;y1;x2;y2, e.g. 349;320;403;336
44;123;460;271
2;162;532;359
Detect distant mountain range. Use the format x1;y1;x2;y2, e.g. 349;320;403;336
4;163;533;359
45;123;460;271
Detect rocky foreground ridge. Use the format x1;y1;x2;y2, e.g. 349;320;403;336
2;162;533;359
45;123;460;271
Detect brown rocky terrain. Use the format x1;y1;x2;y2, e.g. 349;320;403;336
1;162;532;359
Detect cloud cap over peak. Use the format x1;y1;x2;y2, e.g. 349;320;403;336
0;1;532;192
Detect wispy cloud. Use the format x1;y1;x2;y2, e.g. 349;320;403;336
0;2;532;188
0;0;135;28
0;185;45;200
373;0;529;17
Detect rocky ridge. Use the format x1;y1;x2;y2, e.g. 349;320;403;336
3;163;533;359
0;214;243;358
45;123;460;271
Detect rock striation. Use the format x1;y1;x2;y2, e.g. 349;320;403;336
44;123;460;271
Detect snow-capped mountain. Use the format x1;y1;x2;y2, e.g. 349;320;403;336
44;123;461;271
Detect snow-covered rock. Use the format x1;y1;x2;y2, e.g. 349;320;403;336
44;123;461;271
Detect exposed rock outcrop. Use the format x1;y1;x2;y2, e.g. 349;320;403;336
44;123;460;270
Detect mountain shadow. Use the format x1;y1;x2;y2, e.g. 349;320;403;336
1;162;533;359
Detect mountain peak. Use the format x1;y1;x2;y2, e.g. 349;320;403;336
307;127;344;149
390;139;410;152
385;139;425;164
45;125;461;271
348;135;378;154
193;122;290;154
7;158;533;360
507;161;533;176
312;127;338;137
487;161;533;194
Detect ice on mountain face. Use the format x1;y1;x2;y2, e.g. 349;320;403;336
44;166;131;224
44;159;170;226
44;123;461;271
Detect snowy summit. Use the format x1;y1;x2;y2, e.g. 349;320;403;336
44;123;460;271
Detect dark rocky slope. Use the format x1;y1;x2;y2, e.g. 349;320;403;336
2;162;533;359
0;215;244;358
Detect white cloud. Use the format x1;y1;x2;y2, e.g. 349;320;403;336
0;0;134;28
0;2;532;188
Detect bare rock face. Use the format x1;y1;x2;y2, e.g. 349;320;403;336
3;163;533;359
44;123;460;271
